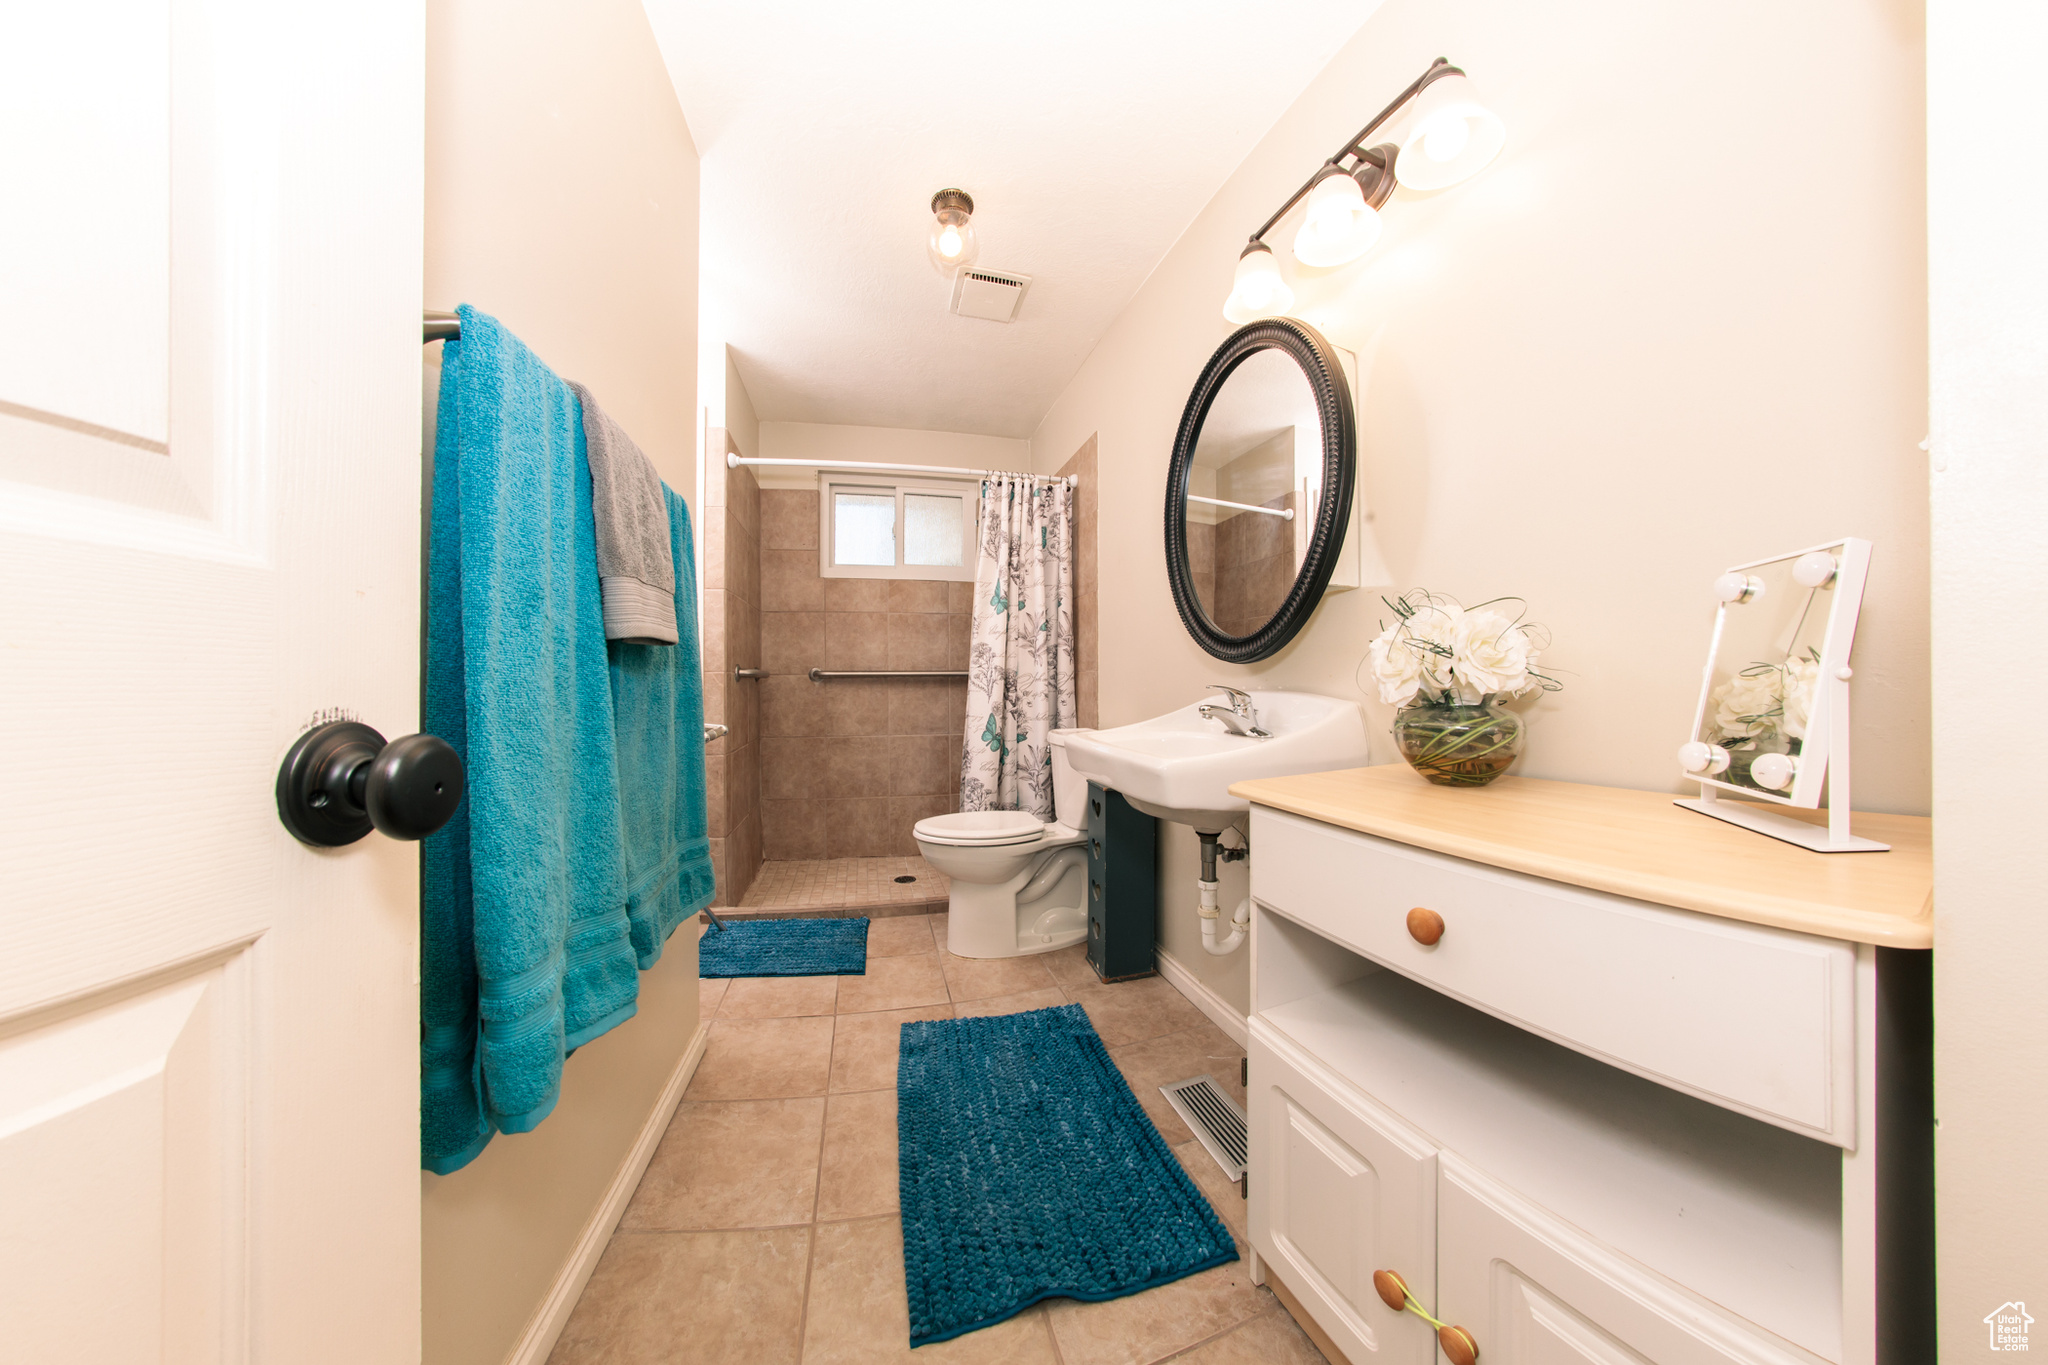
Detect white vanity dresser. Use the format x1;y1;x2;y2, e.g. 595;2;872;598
1229;765;1933;1365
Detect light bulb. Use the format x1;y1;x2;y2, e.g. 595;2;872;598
1750;752;1798;791
1421;114;1470;163
1793;551;1839;588
1293;169;1382;268
1394;71;1506;191
1714;572;1764;604
1307;174;1361;233
1678;741;1730;776
926;189;979;277
1221;243;1294;324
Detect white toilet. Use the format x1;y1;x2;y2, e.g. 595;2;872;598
913;728;1092;959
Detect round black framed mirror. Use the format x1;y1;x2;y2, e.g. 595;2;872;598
1165;318;1355;663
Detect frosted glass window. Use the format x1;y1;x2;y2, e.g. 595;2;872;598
833;492;895;566
904;493;964;566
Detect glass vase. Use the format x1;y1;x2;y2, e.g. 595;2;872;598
1394;699;1523;788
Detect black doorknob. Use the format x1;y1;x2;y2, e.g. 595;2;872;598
276;720;465;847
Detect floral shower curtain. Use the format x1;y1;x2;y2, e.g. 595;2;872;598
960;473;1077;818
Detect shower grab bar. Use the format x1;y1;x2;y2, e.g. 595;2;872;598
808;668;967;681
698;720;729;934
734;668;768;680
1187;493;1293;520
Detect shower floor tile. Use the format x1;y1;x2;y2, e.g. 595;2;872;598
545;933;1330;1365
729;855;950;919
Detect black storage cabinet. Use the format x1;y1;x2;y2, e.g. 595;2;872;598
1085;783;1158;982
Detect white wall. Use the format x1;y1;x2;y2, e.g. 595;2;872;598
421;2;702;1362
1031;0;1929;1014
724;348;761;458
756;420;1031;488
1928;2;2048;1351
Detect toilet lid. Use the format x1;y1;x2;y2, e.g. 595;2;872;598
913;810;1047;846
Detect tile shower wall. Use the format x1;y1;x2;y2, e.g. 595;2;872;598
702;429;763;905
757;487;971;860
1209;491;1297;637
1057;435;1099;730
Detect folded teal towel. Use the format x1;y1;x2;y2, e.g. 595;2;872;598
421;305;641;1174
608;483;715;966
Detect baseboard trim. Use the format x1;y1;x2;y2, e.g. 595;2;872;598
503;1016;711;1365
1154;947;1248;1047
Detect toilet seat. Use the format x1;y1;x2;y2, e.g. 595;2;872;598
913;810;1047;847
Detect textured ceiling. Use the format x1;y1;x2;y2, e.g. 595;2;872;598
644;1;1375;438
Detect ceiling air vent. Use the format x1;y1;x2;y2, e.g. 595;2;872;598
950;267;1031;323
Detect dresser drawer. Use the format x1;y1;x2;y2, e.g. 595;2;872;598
1248;807;1856;1145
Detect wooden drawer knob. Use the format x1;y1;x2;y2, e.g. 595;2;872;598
1406;907;1445;946
1439;1324;1479;1365
1372;1268;1410;1312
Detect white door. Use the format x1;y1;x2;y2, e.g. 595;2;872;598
0;3;425;1361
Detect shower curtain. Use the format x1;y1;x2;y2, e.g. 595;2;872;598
960;472;1077;818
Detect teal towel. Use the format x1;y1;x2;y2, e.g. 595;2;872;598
421;305;641;1174
608;484;716;967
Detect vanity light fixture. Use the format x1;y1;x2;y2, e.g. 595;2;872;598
1222;243;1295;324
1223;57;1505;322
927;188;979;277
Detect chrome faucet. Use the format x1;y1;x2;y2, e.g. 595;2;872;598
1198;684;1271;739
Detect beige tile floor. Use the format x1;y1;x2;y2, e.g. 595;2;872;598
734;857;951;919
547;916;1329;1365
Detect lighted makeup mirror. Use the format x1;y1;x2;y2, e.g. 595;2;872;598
1675;537;1888;853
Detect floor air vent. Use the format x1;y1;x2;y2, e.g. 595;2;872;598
1160;1075;1248;1181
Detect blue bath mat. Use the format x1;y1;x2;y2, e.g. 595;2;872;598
697;917;869;977
897;1004;1238;1346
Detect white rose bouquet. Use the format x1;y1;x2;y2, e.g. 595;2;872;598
1362;590;1559;708
1708;650;1820;746
1362;591;1561;788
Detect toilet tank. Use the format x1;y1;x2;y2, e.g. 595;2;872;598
1048;728;1092;831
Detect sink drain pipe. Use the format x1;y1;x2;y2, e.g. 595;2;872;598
1196;830;1250;956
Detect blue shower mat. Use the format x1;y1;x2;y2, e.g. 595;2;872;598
897;1004;1239;1346
697;916;869;978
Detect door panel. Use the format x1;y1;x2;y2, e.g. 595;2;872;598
0;954;247;1362
1492;1269;1654;1365
0;2;425;1360
1250;1020;1437;1363
1438;1153;1829;1365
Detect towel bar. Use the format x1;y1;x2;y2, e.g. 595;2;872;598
734;668;768;680
808;668;967;681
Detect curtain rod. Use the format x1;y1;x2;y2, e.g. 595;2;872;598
427;316;1070;492
1188;493;1294;521
727;453;1076;486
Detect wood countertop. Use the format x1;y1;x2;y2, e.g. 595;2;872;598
1229;765;1932;948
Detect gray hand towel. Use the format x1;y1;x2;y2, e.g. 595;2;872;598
568;381;679;645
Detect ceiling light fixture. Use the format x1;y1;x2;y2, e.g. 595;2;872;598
927;188;979;277
1224;57;1504;320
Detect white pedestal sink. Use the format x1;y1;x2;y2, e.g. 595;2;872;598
1061;690;1370;831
